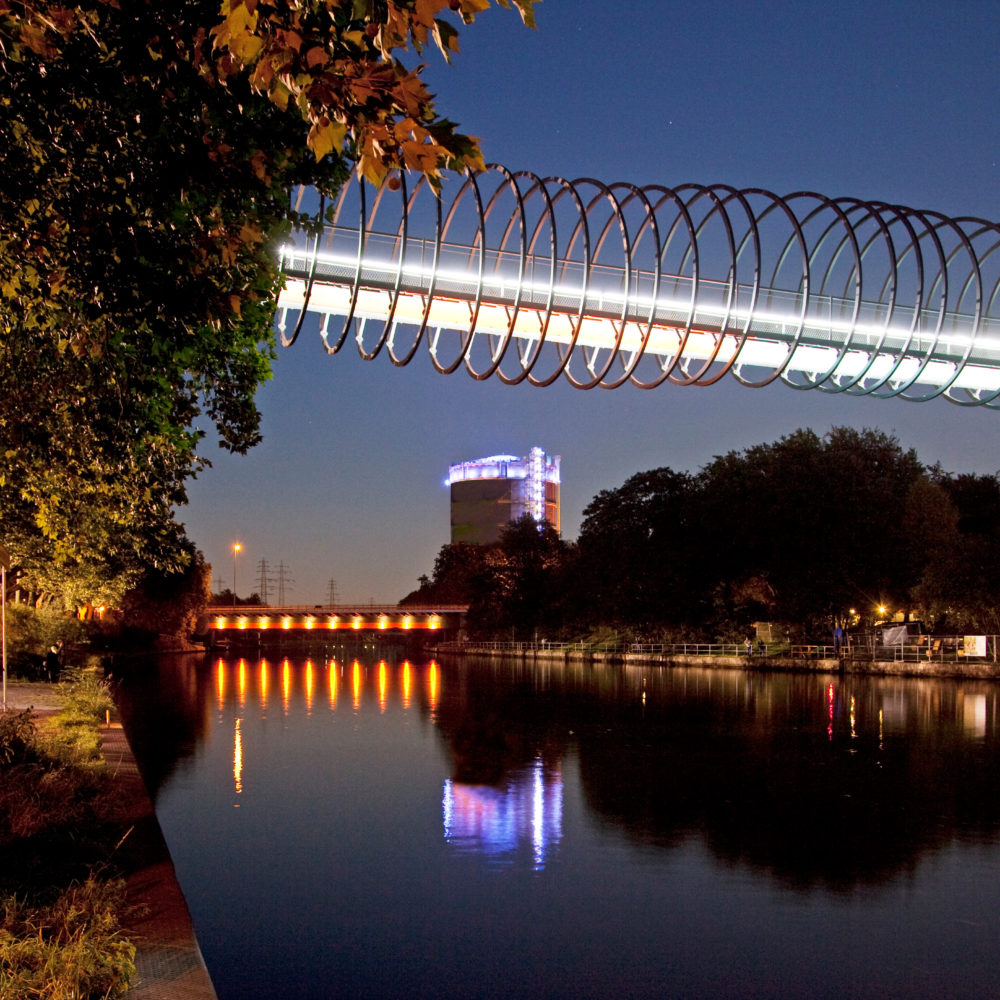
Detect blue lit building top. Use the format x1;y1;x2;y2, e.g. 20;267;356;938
447;447;561;544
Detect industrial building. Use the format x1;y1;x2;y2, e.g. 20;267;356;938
447;447;561;545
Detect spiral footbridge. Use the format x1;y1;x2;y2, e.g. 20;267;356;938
276;166;1000;406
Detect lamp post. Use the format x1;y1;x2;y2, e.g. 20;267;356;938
0;542;9;712
233;542;242;605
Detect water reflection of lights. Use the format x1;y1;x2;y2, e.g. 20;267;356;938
402;661;412;709
428;662;439;719
963;692;987;737
212;657;443;715
233;717;243;797
238;659;247;708
442;758;563;870
827;682;835;741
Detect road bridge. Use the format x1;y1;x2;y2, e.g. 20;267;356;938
277;167;1000;406
201;605;467;646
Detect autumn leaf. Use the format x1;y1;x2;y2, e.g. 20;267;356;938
309;118;348;161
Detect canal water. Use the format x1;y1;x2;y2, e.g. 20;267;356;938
115;651;1000;999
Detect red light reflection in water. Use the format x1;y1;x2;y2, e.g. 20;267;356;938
305;660;315;715
352;660;362;710
282;659;291;715
238;659;247;709
827;683;835;740
216;660;225;712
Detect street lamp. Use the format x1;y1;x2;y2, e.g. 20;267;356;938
233;542;242;605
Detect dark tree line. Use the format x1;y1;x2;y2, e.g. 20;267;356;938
406;427;1000;640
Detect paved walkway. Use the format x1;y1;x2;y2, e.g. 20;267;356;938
3;679;64;712
100;724;219;1000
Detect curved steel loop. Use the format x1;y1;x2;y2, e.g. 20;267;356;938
587;181;663;390
280;190;325;349
661;183;746;388
623;183;704;389
523;176;595;388
948;221;1000;406
820;198;912;396
910;208;983;402
561;178;640;390
848;201;930;398
680;185;761;387
723;188;811;389
354;171;408;362
536;177;619;391
458;165;528;381
493;171;560;387
383;173;436;368
315;179;364;355
881;205;961;402
691;184;766;387
427;168;486;375
776;192;867;393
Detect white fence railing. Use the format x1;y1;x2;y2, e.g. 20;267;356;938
438;637;1000;663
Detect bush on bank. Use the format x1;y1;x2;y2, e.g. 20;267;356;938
0;676;136;999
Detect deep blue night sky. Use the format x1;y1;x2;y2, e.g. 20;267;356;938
183;0;1000;603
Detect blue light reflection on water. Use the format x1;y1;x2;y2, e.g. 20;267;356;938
442;759;563;870
116;653;1000;1000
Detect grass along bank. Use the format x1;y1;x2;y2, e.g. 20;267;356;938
0;670;137;999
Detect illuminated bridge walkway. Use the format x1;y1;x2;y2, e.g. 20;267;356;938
202;605;466;645
277;166;1000;406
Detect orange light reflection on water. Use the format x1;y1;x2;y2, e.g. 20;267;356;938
238;659;247;709
402;661;412;709
378;661;388;713
428;661;440;718
328;660;339;710
211;656;438;718
233;717;243;797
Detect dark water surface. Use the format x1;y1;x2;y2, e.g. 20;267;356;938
115;651;1000;999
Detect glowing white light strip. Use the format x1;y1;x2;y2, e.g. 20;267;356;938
278;243;1000;392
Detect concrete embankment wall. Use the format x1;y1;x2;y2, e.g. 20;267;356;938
435;646;1000;681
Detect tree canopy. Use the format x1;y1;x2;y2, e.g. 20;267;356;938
412;427;1000;641
0;0;535;608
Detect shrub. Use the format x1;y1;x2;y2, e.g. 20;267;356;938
0;876;136;999
0;710;38;768
59;669;115;724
